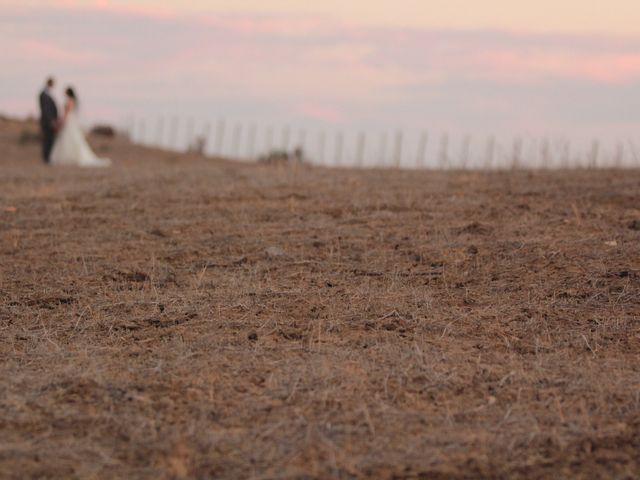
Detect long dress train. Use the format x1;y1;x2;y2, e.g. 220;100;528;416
50;111;111;167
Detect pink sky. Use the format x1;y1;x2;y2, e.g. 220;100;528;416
22;0;640;34
1;0;640;158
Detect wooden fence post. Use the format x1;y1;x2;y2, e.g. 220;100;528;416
485;136;495;169
460;135;471;169
138;119;146;145
540;137;550;168
185;117;194;151
614;142;624;167
317;131;326;165
511;138;523;169
127;113;135;140
296;129;307;151
168;116;178;151
416;131;428;168
379;133;388;167
201;122;211;155
355;132;366;167
393;131;403;168
232;123;243;157
589;140;599;168
438;134;449;169
628;139;639;166
282;125;291;151
265;127;274;152
155;116;165;147
562;140;571;168
334;132;344;166
247;124;257;159
215;119;226;156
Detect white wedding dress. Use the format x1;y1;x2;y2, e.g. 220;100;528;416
50;110;111;167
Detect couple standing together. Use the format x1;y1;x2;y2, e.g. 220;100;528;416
39;77;110;167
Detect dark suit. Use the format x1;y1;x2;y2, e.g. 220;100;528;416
39;89;58;163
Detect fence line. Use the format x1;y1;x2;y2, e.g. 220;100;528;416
124;114;639;170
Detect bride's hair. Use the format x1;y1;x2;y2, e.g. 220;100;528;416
65;87;78;109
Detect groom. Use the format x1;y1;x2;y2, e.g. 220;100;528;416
39;77;59;163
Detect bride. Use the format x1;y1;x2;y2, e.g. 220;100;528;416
50;87;111;167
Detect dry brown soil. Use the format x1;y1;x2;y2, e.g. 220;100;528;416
1;117;640;479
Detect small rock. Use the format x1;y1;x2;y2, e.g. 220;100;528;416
605;240;618;247
265;246;286;258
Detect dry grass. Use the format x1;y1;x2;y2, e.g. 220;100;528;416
1;117;640;479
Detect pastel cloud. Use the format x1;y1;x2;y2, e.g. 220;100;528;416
20;0;640;35
470;49;640;84
19;39;101;65
10;4;640;85
64;0;176;18
364;28;640;85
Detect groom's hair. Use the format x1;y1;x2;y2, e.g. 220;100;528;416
46;77;55;87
